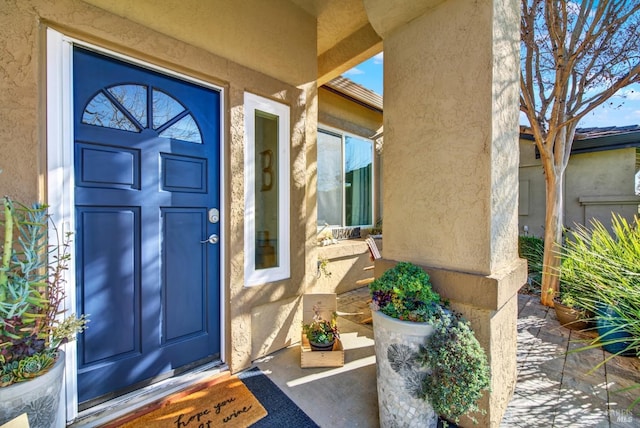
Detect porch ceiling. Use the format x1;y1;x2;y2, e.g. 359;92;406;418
289;0;372;55
83;0;381;87
289;0;382;85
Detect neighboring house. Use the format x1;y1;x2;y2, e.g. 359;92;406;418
1;1;524;426
519;126;640;237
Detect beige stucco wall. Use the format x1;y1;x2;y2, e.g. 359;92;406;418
366;0;524;424
519;139;640;237
83;0;316;87
0;0;318;386
315;239;374;294
518;140;549;237
378;0;520;275
566;148;639;229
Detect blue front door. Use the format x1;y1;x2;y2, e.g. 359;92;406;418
73;47;221;404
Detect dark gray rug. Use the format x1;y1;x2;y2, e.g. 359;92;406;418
239;367;319;428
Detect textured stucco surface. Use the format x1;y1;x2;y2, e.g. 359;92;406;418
0;0;318;385
250;296;302;359
365;0;522;425
380;0;520;274
0;1;41;201
316;240;374;294
450;296;518;427
383;1;517;274
84;0;316;87
519;142;640;237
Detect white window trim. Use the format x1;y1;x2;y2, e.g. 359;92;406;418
318;125;375;228
244;93;291;286
47;28;227;421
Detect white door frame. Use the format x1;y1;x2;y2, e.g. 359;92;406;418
46;28;226;422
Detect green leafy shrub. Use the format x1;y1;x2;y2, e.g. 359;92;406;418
518;235;544;294
419;308;490;425
369;261;441;322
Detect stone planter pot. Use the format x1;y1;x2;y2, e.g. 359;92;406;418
0;351;65;428
372;310;438;428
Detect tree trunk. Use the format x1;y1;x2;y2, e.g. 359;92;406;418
540;168;564;307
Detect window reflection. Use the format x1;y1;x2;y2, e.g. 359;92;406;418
159;115;202;144
108;85;147;127
82;92;139;131
317;130;373;228
317;131;343;226
153;89;185;129
254;111;279;270
345;136;372;226
81;84;205;144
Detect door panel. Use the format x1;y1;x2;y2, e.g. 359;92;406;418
73;47;220;404
163;208;207;342
77;207;140;364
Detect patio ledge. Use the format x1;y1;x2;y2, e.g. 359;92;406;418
375;258;527;311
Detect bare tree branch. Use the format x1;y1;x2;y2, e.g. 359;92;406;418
520;0;640;306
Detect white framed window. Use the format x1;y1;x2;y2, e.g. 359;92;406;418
244;93;290;286
317;127;374;228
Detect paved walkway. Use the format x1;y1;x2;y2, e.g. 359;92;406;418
503;294;640;427
86;288;640;427
336;288;640;427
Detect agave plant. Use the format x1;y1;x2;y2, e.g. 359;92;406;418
0;197;87;386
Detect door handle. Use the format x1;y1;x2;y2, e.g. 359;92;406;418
201;234;219;244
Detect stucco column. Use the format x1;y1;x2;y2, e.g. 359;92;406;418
364;0;525;426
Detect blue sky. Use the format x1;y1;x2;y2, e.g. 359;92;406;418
343;54;640;129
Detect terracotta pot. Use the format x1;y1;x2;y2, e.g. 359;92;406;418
309;340;335;352
554;301;589;330
0;351;65;428
372;310;438;428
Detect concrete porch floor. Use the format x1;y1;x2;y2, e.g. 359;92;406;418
254;287;640;427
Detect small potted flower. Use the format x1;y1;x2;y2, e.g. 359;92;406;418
302;306;339;351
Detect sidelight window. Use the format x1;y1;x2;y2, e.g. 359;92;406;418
244;93;290;286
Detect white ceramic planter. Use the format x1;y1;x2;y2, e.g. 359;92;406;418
0;351;65;428
372;310;438;428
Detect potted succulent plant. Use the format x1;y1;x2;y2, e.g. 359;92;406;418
369;261;490;427
302;306;339;351
0;197;87;428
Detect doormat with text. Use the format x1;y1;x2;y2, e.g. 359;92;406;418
114;374;267;428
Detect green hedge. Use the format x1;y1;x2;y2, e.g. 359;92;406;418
518;235;544;294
